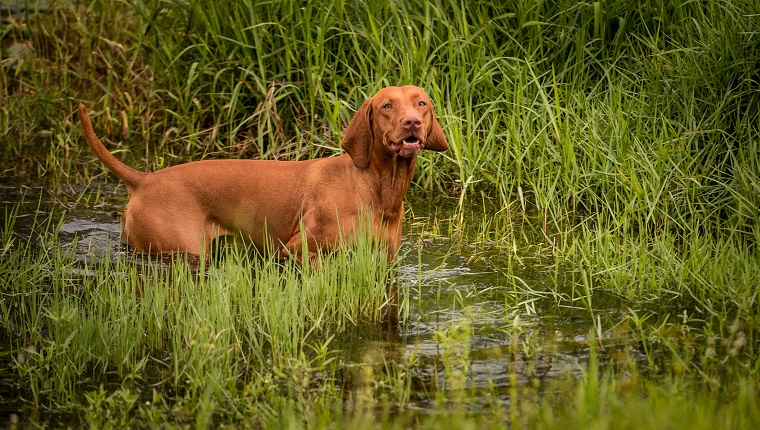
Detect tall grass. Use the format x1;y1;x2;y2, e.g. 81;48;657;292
4;0;758;236
0;206;393;410
3;204;758;428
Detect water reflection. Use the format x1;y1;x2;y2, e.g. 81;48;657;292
329;193;633;395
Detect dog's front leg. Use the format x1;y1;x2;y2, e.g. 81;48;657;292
280;233;319;265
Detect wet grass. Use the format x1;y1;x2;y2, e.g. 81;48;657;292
2;0;760;427
1;196;758;428
1;202;394;425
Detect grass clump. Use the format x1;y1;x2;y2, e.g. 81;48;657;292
0;206;393;422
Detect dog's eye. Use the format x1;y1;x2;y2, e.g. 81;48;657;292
382;103;392;110
417;100;428;108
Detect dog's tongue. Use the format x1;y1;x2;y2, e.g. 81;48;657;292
398;140;421;158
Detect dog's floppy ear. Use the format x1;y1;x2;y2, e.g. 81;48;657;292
341;97;373;169
425;108;449;152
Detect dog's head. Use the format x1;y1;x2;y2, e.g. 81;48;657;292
342;85;449;169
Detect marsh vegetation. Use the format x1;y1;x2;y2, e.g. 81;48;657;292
1;0;759;428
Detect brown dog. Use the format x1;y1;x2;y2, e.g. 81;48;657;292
78;85;448;260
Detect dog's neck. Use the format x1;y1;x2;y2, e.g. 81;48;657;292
367;149;417;221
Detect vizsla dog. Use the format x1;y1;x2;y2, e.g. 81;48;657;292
78;85;448;260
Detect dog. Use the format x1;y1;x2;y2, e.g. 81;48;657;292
77;85;448;260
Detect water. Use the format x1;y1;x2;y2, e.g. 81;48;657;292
0;175;644;423
329;193;635;396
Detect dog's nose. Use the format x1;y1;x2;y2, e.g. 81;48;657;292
401;115;422;130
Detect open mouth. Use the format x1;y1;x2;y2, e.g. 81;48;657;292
388;136;422;158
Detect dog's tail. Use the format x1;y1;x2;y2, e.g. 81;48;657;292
77;104;147;191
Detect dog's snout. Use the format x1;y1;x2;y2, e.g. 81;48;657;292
401;115;422;130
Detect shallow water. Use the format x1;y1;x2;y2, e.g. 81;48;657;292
336;194;639;396
0;176;647;423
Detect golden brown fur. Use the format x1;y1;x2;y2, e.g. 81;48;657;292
77;85;448;259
